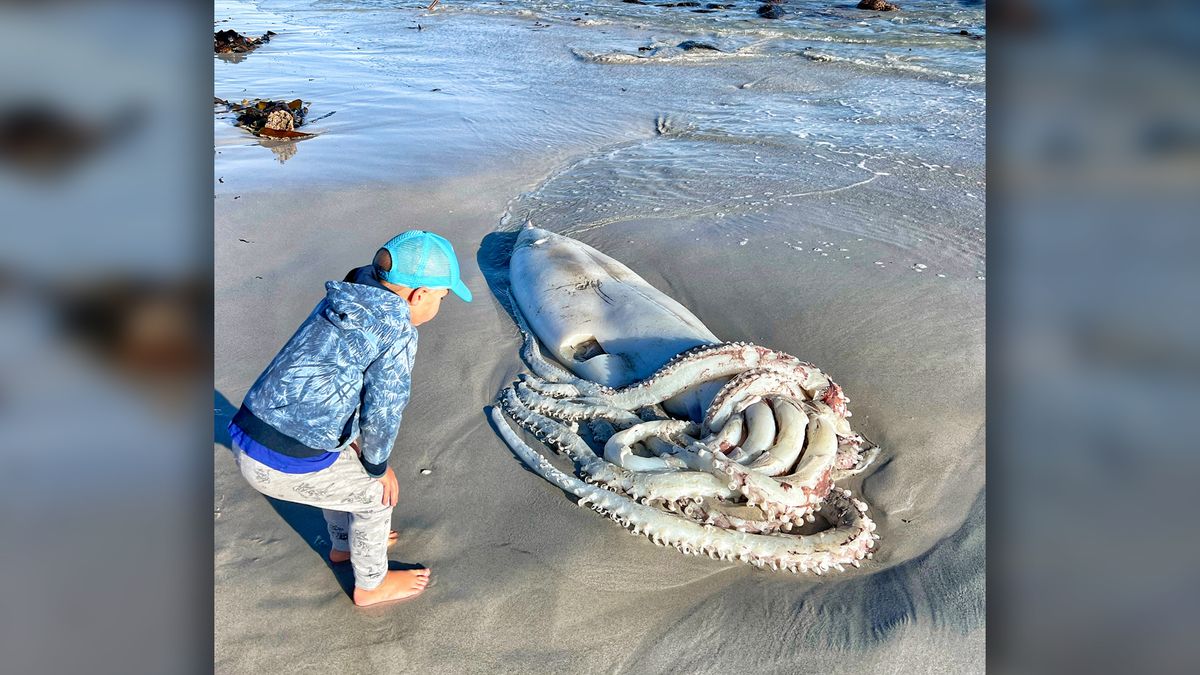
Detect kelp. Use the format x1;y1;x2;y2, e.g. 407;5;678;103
214;97;318;139
214;29;277;54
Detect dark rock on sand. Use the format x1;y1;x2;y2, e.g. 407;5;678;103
857;0;900;11
214;29;276;54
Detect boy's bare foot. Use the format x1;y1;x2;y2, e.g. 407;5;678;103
330;530;399;563
353;568;431;607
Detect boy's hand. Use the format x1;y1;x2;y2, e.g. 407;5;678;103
378;467;399;507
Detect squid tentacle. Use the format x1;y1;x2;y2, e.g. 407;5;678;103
494;331;881;574
491;405;877;573
500;388;734;502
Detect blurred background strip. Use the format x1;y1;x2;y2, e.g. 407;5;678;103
0;2;211;674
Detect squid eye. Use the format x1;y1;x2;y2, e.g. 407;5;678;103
568;337;606;362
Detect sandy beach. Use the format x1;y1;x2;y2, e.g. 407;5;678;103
215;0;984;671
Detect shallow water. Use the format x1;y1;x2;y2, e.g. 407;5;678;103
216;0;983;273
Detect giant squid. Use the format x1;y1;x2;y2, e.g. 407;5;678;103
490;224;881;574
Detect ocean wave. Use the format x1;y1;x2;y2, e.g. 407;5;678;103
571;40;747;64
801;49;985;85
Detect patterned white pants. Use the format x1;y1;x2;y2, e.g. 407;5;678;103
235;448;392;590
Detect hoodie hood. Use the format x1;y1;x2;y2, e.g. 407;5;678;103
322;276;411;337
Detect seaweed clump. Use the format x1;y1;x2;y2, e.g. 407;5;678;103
214;29;277;54
214;97;313;139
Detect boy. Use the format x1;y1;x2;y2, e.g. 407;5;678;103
228;230;471;606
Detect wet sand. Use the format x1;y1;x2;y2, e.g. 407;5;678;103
215;180;983;673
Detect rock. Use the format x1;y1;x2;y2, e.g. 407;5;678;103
756;4;786;19
857;0;900;11
677;40;721;52
265;109;294;131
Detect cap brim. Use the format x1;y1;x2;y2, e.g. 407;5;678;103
450;277;472;302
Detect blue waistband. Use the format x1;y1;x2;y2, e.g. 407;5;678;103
229;422;339;474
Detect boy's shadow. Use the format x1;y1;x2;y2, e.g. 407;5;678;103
215;390;422;599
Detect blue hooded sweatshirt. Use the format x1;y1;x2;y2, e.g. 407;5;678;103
231;267;417;477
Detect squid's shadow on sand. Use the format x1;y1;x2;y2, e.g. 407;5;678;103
476;229;523;319
475;230;578;486
215;389;426;600
482;402;582;493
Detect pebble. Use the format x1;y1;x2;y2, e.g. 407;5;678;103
738;238;748;246
874;261;885;266
936;273;946;278
420;469;432;475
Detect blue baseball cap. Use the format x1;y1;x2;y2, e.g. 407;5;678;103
375;230;472;302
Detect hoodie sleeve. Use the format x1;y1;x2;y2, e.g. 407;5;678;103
357;327;415;478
